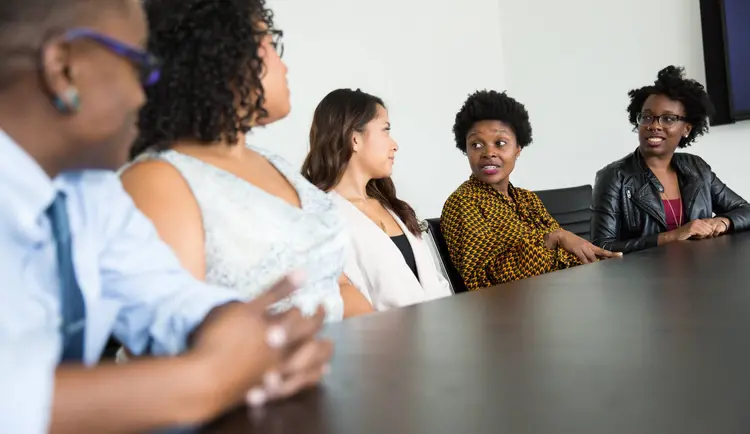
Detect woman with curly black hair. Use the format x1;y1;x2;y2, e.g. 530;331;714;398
441;90;618;290
591;65;750;254
120;0;373;320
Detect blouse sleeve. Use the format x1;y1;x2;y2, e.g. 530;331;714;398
528;191;562;234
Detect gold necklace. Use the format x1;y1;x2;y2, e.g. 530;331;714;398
347;197;387;233
661;193;683;227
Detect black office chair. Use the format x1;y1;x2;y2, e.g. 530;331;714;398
534;184;593;240
101;336;122;360
426;218;468;294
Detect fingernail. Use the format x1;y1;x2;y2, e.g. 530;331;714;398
266;325;287;349
288;269;308;287
246;387;267;407
263;370;282;392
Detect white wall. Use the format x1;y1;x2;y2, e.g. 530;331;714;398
252;0;505;218
499;0;750;198
252;0;750;218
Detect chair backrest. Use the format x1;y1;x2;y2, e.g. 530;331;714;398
534;184;593;240
426;218;468;293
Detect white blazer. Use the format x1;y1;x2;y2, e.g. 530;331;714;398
332;193;453;311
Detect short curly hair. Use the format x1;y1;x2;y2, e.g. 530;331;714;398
132;0;276;158
627;65;715;148
453;90;533;153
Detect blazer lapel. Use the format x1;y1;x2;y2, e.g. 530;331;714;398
388;210;452;298
388;211;426;284
339;196;397;245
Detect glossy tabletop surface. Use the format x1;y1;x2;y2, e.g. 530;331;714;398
199;233;750;434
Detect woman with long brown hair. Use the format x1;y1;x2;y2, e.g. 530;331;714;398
302;88;453;310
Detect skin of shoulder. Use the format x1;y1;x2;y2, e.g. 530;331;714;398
119;159;207;280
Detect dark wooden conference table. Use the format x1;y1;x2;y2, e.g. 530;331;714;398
199;233;750;434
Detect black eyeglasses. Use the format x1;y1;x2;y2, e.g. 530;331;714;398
268;29;284;58
63;28;161;86
637;113;686;128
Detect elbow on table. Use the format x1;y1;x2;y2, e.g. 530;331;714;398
722;211;750;233
340;283;374;318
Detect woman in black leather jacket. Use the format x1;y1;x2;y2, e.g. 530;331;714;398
591;66;750;254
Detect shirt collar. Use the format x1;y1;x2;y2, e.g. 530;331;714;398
468;174;517;198
0;129;57;230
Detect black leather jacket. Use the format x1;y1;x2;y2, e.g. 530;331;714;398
591;150;750;254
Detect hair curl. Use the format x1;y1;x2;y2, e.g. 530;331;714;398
132;0;275;158
302;88;421;237
626;65;715;148
453;90;533;153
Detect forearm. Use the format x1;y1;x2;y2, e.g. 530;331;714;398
123;301;236;359
710;172;750;232
543;229;564;250
657;230;678;246
714;216;733;232
341;283;374;318
459;257;495;290
51;356;225;434
598;236;653;254
488;244;555;285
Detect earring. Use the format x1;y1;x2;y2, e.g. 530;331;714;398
53;87;81;113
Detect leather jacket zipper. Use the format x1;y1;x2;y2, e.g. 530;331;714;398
624;188;635;229
685;187;700;218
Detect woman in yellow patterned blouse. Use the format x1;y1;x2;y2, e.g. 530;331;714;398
441;90;620;290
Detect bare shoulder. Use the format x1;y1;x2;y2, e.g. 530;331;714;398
120;159;207;278
121;159;189;193
119;159;200;219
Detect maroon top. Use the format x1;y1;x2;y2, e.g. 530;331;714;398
662;198;683;231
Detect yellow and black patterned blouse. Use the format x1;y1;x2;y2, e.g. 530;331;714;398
441;176;581;290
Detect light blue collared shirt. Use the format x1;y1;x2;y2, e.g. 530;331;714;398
0;131;239;433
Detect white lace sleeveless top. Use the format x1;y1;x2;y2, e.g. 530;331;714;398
138;145;346;322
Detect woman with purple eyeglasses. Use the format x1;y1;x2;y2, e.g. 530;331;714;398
0;0;331;432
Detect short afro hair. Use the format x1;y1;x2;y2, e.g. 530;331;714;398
453;90;533;153
627;65;715;148
132;0;276;158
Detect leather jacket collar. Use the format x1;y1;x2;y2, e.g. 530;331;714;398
630;149;702;229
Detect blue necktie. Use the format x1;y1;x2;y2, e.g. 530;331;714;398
47;192;86;362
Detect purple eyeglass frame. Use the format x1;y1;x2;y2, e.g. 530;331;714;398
63;28;161;86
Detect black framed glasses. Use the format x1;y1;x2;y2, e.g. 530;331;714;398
268;29;284;58
637;113;686;128
63;28;161;86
